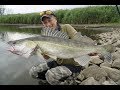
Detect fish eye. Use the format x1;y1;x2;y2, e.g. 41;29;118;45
13;42;16;44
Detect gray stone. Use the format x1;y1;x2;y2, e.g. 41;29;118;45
116;79;120;85
80;77;100;85
112;52;120;61
84;63;89;68
76;73;85;81
75;79;81;84
90;56;103;65
114;40;120;48
111;38;117;44
101;66;120;82
112;58;120;69
80;65;108;81
102;81;117;85
116;44;120;48
116;47;120;53
100;61;111;68
98;76;107;84
102;77;117;85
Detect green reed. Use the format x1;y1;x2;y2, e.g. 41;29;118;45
0;6;120;24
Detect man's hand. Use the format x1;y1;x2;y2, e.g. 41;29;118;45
41;53;50;60
88;52;98;56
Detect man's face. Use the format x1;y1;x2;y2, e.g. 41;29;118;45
42;16;57;29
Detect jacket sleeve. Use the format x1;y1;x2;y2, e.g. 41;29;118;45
64;24;77;39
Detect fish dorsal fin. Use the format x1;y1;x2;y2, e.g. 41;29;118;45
41;28;69;39
73;32;96;45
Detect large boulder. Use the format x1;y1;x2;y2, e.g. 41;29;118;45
112;58;120;69
79;65;108;81
100;61;111;67
102;78;117;85
101;66;120;82
90;56;103;65
80;77;100;85
116;79;120;85
112;52;120;61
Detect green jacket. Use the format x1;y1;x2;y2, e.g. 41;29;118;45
55;24;80;66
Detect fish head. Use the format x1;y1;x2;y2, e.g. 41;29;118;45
7;41;37;58
7;40;23;46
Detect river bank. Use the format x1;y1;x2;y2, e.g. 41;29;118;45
0;23;120;30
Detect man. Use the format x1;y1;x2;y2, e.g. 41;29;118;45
29;10;85;85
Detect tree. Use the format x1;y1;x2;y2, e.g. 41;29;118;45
4;8;13;15
0;5;5;15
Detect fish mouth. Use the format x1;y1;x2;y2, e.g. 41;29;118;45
7;44;39;58
7;41;16;45
7;45;29;56
7;45;16;52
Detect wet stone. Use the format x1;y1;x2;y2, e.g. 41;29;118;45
90;56;103;65
80;65;108;81
80;77;100;85
101;66;120;82
100;61;111;68
112;58;120;69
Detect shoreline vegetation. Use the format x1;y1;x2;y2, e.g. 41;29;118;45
1;23;120;30
0;6;120;25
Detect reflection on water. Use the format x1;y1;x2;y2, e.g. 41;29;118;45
0;25;44;85
0;25;108;85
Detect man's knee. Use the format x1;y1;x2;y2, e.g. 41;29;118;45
45;66;72;85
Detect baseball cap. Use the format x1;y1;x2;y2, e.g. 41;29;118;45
40;10;56;21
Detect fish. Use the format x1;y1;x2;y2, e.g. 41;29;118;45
7;29;115;66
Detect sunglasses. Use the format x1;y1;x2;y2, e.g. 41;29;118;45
40;10;54;16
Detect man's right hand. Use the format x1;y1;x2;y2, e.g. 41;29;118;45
41;53;50;60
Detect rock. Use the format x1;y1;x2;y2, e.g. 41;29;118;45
76;73;85;81
112;58;120;69
102;77;117;85
75;79;81;84
96;30;120;47
80;65;108;81
64;76;78;85
116;79;120;85
80;77;100;85
116;43;120;48
98;76;107;84
111;52;120;61
111;38;117;44
84;63;89;68
38;80;50;85
113;40;120;47
102;81;117;85
100;61;111;67
101;66;120;82
90;56;103;65
116;47;120;53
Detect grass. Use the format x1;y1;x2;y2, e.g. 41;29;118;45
0;5;120;24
